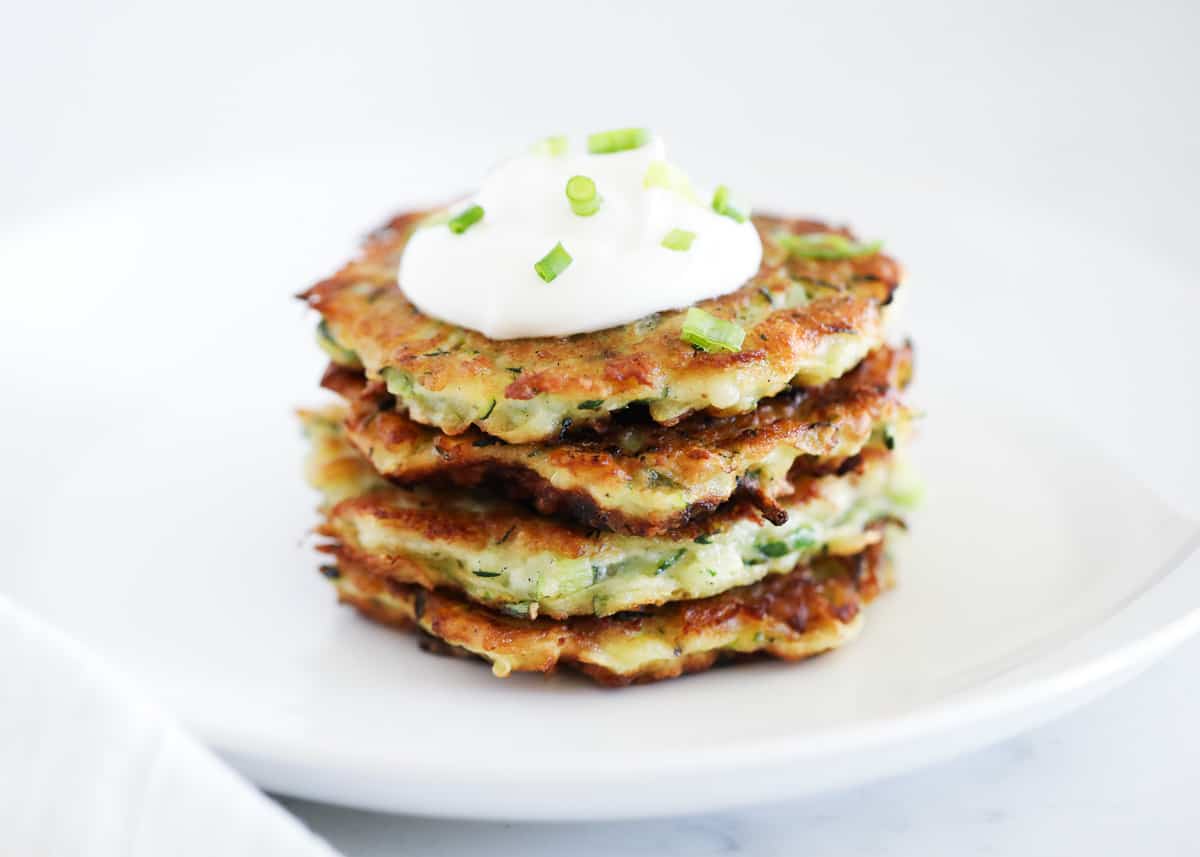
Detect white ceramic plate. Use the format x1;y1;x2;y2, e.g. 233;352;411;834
4;151;1198;821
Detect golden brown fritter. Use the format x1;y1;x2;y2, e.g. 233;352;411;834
301;408;909;618
301;213;901;444
330;542;889;686
323;344;912;536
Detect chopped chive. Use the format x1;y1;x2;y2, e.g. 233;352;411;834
661;228;696;252
758;541;790;558
565;175;601;217
643;160;697;201
694;534;713;544
656;548;686;574
777;232;883;260
711;185;747;223
790;531;817;550
587;127;651;154
680;306;745;353
448;204;484;234
533;242;573;283
473;570;502;578
531;135;568;157
577;399;604;410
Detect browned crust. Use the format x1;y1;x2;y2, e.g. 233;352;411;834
323;344;912;535
330;543;887;686
319;443;894;563
300;212;901;442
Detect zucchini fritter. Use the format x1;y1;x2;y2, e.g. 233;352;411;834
301;213;901;444
301;409;911;618
330;542;889;686
324;344;912;536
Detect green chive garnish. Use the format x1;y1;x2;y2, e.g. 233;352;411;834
531;135;568;157
681;306;744;353
711;185;747;223
776;232;883;260
534;242;573;283
565;175;601;217
643;160;698;201
587;127;651;154
656;548;686;573
758;541;790;558
790;531;817;550
448;204;484;234
661;228;696;251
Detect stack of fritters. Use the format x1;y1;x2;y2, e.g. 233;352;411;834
298;213;916;685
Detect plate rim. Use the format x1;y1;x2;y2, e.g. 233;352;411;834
200;536;1200;780
194;539;1200;820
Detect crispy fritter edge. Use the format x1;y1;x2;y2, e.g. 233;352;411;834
299;212;902;443
328;542;889;686
322;343;913;535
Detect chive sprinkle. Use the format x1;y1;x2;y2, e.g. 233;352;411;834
711;185;747;223
531;134;568;157
758;541;790;558
661;228;696;252
447;204;484;234
643;160;698;201
777;232;883;260
656;548;686;573
587;127;651;154
565;175;601;217
534;242;573;283
681;306;744;353
790;531;817;550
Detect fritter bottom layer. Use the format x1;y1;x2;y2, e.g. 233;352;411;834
328;541;892;686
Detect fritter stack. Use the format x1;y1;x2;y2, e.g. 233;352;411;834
298;213;916;685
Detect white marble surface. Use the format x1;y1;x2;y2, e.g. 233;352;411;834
5;0;1198;852
282;637;1200;853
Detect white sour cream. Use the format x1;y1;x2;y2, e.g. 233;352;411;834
398;134;763;339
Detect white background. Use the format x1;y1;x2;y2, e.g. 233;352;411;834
4;0;1199;853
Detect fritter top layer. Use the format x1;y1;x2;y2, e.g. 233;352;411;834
324;344;913;536
301;213;901;443
333;543;888;686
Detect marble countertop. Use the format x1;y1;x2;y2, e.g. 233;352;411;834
283;636;1200;854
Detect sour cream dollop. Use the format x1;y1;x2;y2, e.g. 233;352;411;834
398;134;763;339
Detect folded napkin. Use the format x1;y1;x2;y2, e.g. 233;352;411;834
0;594;340;857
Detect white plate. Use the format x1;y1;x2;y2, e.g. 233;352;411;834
4;151;1199;821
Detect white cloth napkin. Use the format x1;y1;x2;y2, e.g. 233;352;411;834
0;594;341;857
